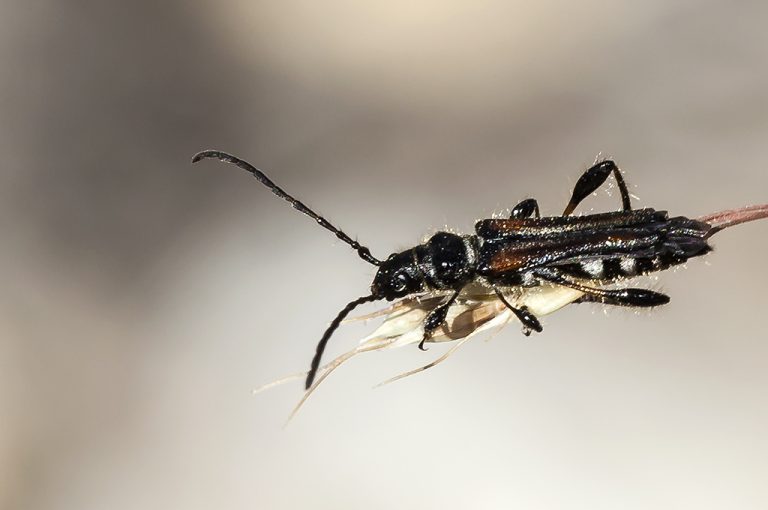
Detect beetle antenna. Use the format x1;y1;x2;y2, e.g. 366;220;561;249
192;150;382;266
306;294;379;389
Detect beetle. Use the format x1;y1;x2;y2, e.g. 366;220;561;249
192;150;756;390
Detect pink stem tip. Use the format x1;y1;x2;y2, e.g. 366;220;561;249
697;204;768;236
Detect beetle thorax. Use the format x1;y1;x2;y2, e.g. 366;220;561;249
417;232;477;289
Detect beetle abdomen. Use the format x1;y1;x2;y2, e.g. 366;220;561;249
476;215;712;282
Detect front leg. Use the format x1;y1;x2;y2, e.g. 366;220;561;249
419;289;462;350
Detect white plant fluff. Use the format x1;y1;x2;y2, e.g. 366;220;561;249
256;283;583;421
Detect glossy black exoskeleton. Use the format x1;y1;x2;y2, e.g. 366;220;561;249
193;151;716;389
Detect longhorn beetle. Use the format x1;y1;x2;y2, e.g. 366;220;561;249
192;150;762;390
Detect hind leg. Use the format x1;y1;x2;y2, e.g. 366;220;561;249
534;268;669;307
563;160;632;215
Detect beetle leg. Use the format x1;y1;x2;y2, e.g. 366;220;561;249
419;289;462;350
571;293;663;306
563;160;632;216
571;294;603;304
510;198;541;219
493;287;543;335
534;268;669;307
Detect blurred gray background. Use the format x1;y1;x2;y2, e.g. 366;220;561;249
2;1;768;508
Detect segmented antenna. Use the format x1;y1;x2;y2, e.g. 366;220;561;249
192;150;381;266
306;294;379;389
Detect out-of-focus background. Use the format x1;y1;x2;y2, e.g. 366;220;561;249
2;1;768;508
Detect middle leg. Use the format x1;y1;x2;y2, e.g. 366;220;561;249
493;287;543;336
510;198;541;219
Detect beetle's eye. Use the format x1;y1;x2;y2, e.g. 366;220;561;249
393;272;410;291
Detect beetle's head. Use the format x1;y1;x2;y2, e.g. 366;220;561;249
371;249;426;300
